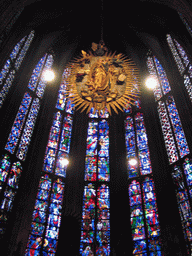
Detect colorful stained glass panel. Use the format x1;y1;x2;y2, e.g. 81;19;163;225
15;31;35;71
147;57;163;101
183;158;192;198
5;93;32;154
154;57;171;95
28;56;46;92
135;113;152;175
84;156;97;181
98;157;110;182
43;112;62;173
16;98;40;161
129;180;146;254
157;101;179;164
166;96;190;158
167;34;185;75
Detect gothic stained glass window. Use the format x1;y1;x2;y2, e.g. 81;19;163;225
147;54;192;254
80;108;110;256
167;34;192;102
0;53;54;241
0;154;22;237
16;98;40;161
157;101;179;164
0;30;34;108
125;100;162;255
172;165;192;254
147;55;189;164
28;54;54;99
5;53;54;160
25;68;75;256
166;96;190;158
5;92;32;154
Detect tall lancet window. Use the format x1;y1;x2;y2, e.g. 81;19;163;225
0;30;34;107
167;34;192;102
25;68;75;256
80;108;110;256
125;100;162;255
0;53;53;240
147;55;192;254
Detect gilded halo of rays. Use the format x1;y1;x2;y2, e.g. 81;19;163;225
66;50;140;115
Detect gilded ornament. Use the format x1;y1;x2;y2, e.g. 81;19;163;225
66;42;140;114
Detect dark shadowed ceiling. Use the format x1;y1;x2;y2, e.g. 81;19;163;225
16;0;187;52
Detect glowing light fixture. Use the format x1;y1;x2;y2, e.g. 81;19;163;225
43;69;55;82
145;75;158;89
128;157;138;167
60;158;69;167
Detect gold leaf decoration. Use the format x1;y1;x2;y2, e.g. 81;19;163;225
66;44;140;115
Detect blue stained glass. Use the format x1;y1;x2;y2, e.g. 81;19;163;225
166;96;190;158
5;92;32;154
174;39;189;68
1;187;16;212
99;108;109;118
96;245;110;256
31;222;45;236
125;116;136;154
167;34;185;75
43;112;62;174
28;56;46;91
59;114;73;154
88;121;98;136
125;116;138;178
124;103;132;114
98;135;109;157
129;180;146;254
36;54;54;98
172;165;192;251
15;30;35;70
135;113;152;175
55;68;70;110
98;157;110;181
85;156;97;181
147;57;163;101
26;174;65;256
81;106;110;254
32;210;47;223
16;98;40;161
157;101;179;164
6;162;22;189
10;36;25;60
89;107;99;118
65;98;75;114
37;189;49;201
154;57;171;95
99;120;109;136
0;155;11;184
55;151;68;177
0;70;15;108
26;234;43;250
183;158;192;198
0;59;11;85
86;135;98;156
129;179;161;254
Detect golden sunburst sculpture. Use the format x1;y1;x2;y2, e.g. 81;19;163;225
66;41;140;115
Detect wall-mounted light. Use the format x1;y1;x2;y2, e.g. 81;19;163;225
43;69;55;82
60;158;69;168
145;75;158;90
128;157;138;167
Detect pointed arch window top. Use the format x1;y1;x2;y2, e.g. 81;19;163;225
153;56;171;95
167;34;185;75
